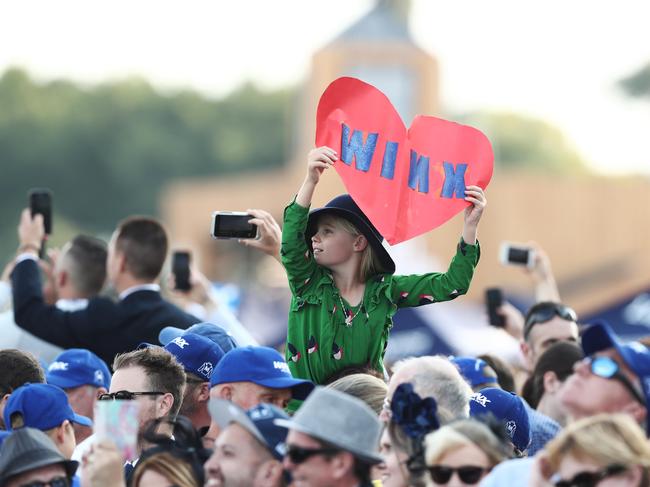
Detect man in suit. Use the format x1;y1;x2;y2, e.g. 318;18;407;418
12;209;199;365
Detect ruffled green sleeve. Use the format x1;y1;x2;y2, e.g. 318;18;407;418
390;238;480;308
280;198;323;296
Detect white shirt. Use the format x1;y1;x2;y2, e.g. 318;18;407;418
119;284;161;301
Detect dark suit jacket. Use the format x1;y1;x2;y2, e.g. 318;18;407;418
12;259;200;366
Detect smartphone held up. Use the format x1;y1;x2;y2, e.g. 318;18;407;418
485;288;505;327
211;212;258;240
499;242;535;269
28;188;53;235
172;251;192;292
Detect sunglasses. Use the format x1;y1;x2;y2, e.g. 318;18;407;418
554;463;626;487
524;304;578;337
586;356;646;405
98;390;165;401
428;465;489;484
285;445;340;464
20;477;70;487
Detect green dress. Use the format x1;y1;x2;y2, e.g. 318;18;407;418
281;199;480;385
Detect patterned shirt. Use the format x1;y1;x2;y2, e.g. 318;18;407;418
281;199;480;385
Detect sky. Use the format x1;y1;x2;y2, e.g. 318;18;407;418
1;0;649;175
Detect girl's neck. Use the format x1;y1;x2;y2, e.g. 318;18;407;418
329;265;365;305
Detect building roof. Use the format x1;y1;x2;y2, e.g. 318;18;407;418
331;0;414;45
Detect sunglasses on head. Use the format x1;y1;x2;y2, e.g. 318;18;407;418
586;356;646;405
98;390;164;401
285;445;340;464
20;476;70;487
554;463;627;487
428;465;489;484
524;304;577;337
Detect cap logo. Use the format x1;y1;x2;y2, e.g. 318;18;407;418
273;361;290;374
48;361;69;372
249;406;272;420
94;370;105;384
506;420;517;438
171;337;190;349
197;362;214;378
471;393;491;407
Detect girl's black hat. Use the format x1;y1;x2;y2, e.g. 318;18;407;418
306;194;395;274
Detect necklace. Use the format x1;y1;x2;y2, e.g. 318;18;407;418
337;294;369;327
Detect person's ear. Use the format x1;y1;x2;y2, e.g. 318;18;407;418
353;235;368;252
158;392;175;417
543;371;561;394
197;382;211;403
57;270;67;289
96;387;108;400
330;451;355;480
621;400;647;426
219;385;234;401
520;342;534;371
255;460;284;486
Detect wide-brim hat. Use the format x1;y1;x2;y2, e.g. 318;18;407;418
275;386;383;464
306;194;395;275
0;428;78;482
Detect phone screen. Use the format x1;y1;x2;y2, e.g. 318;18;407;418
94;400;140;461
172;251;191;291
212;213;257;239
507;247;530;265
29;189;52;235
485;288;505;327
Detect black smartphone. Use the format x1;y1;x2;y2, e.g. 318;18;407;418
29;188;52;235
499;242;534;268
172;251;191;291
485;288;505;327
211;212;258;240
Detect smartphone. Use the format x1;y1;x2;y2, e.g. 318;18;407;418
485;288;505;327
172;251;191;291
29;188;52;235
94;400;140;461
211;212;258;240
499;242;535;268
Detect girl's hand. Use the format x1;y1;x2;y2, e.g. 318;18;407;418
306;146;337;185
463;185;487;228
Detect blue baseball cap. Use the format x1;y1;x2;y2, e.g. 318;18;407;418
209;398;289;460
451;357;499;389
581;322;650;428
164;332;225;381
210;346;314;400
46;349;111;390
4;383;92;431
469;388;530;452
159;322;238;353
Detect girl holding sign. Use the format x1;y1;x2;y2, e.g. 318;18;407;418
281;146;486;385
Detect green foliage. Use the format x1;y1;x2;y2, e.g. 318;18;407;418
0;68;293;261
457;111;587;173
620;62;650;98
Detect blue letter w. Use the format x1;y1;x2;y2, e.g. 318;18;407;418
340;123;378;172
408;150;430;194
441;162;468;199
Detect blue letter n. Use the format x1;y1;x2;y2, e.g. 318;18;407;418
340;123;378;172
441;162;468;199
408;150;429;194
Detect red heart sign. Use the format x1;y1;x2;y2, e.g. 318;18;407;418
316;77;493;245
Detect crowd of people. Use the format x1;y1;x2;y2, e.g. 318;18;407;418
1;146;649;487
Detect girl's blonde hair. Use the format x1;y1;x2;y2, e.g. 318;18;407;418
132;451;200;487
327;372;387;415
545;414;650;472
321;215;385;281
425;419;511;468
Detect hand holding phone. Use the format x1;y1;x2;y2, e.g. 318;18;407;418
485;288;505;327
172;251;192;291
499;242;535;269
211;212;258;240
